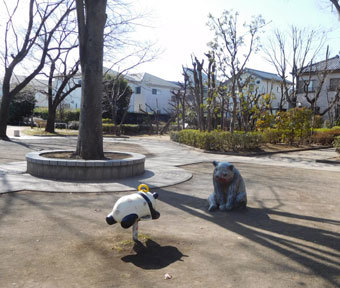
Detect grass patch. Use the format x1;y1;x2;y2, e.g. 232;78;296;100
111;233;151;252
23;127;78;136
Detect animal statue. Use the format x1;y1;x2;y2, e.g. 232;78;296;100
208;161;247;211
106;184;160;241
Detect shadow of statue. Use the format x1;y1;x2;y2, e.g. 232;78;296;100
156;187;340;287
121;239;187;269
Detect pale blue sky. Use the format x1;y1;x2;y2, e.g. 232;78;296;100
129;0;340;81
0;0;339;82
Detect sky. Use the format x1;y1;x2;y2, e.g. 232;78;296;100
126;0;340;81
0;0;339;83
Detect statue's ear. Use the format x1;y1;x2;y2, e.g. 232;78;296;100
213;161;218;167
229;165;234;171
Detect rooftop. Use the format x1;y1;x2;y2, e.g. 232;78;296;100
244;68;291;83
299;55;340;74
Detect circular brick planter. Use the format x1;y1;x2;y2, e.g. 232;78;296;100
26;150;145;181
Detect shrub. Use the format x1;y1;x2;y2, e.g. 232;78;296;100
256;111;275;131
275;108;312;144
311;128;340;145
33;107;49;120
170;129;263;152
63;109;80;122
102;118;113;124
102;123;116;134
121;124;140;135
334;136;340;153
8;90;36;125
261;128;283;144
33;108;80;123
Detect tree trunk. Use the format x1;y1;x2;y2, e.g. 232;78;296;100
230;84;237;134
182;102;186;130
45;107;56;133
220;97;225;131
76;0;107;159
0;80;11;140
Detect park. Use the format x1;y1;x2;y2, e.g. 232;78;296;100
1;1;340;287
0;127;339;287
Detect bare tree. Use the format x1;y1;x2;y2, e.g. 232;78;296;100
170;66;190;130
102;1;159;78
35;8;80;133
75;0;107;159
330;0;340;17
297;47;340;120
102;75;132;128
204;51;218;132
0;0;74;140
264;26;327;109
207;10;265;133
191;56;205;131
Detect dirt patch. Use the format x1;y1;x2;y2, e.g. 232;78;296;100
42;151;132;160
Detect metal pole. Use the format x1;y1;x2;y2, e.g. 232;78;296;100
132;221;139;242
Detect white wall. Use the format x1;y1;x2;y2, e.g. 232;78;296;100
32;74;179;115
241;72;289;111
296;72;340;114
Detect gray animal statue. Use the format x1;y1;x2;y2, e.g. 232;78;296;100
208;161;247;211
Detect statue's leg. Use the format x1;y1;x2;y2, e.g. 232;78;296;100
235;190;247;209
208;193;218;211
132;221;139;242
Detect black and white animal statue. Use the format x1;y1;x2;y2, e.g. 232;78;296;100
208;161;247;211
106;184;160;242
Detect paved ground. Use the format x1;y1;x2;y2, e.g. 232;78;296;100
0;127;339;288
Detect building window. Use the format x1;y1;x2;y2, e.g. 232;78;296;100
135;86;141;94
152;88;157;95
297;80;317;93
329;78;340;91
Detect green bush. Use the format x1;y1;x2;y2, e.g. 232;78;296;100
334;136;340;153
170;129;263;152
33;107;49;120
275;108;312;144
102;123;116;134
63;109;80;122
262;128;282;144
33;108;80;122
9;90;36;125
102;118;113;124
102;124;151;135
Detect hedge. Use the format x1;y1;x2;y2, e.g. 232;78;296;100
33;107;80;122
170;129;263;152
334;136;340;153
311;128;340;145
102;124;154;135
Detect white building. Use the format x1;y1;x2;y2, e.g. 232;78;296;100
296;55;340;119
240;68;292;111
34;71;180;114
124;72;179;114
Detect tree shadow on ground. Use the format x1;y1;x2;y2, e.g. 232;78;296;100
121;239;187;269
157;187;340;287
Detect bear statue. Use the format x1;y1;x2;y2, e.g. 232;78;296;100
208;161;247;211
106;187;160;229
